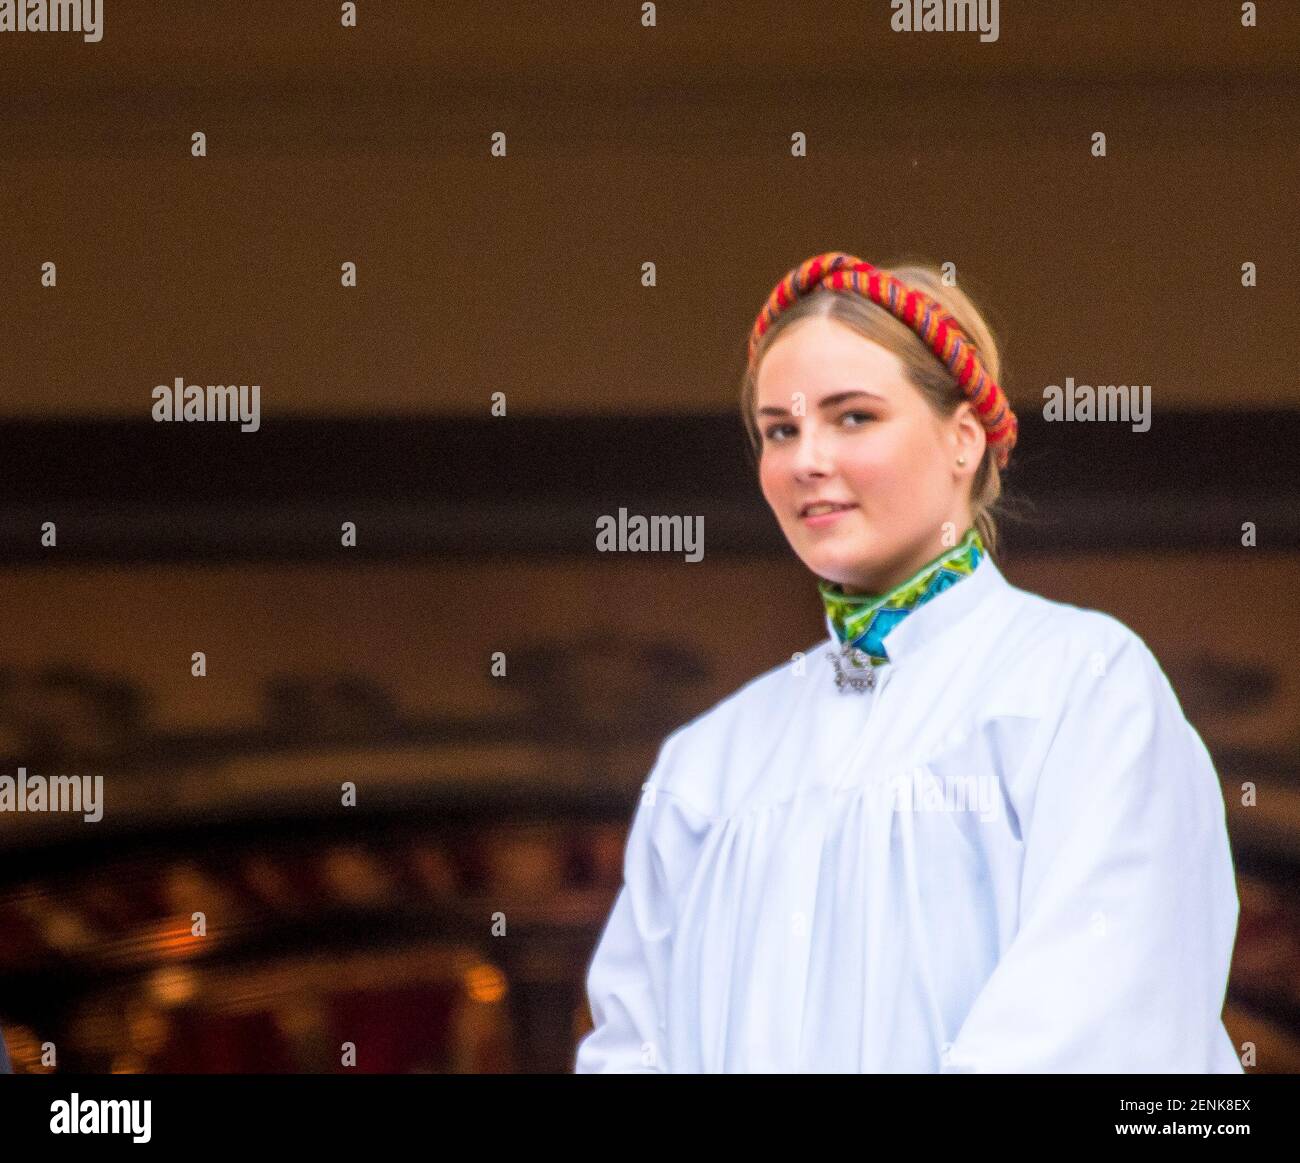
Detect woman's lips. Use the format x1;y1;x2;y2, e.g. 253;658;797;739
800;503;858;527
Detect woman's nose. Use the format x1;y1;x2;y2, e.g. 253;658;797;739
791;427;833;479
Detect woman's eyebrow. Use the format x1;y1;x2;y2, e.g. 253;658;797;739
757;389;886;417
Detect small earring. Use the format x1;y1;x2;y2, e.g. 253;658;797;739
956;455;967;467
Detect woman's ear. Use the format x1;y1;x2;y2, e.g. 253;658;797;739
952;403;986;466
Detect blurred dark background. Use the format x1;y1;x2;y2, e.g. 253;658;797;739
0;0;1297;1072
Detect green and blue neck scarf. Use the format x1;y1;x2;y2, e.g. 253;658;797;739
818;526;986;667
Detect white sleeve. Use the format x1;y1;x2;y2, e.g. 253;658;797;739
941;630;1243;1073
574;744;693;1074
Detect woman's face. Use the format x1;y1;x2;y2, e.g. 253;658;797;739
754;315;983;595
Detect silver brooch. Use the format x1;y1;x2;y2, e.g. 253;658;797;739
827;641;878;693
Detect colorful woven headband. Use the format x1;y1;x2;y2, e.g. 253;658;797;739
748;252;1018;468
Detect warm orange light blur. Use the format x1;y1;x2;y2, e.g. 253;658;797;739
463;962;507;1004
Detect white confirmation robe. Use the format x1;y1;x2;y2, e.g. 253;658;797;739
574;552;1243;1073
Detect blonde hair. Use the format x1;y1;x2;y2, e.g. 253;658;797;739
740;259;1018;559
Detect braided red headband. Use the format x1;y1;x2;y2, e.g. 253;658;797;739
748;252;1018;469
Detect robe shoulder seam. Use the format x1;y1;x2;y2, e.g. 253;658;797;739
646;785;724;825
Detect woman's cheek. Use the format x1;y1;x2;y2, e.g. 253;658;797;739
838;449;883;488
758;459;788;515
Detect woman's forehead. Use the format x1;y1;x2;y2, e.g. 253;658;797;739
755;332;910;406
758;318;903;375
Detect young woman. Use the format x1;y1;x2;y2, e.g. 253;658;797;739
574;252;1242;1073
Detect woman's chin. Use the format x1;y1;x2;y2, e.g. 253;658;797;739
805;555;874;591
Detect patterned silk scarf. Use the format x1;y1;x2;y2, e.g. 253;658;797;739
818;526;986;667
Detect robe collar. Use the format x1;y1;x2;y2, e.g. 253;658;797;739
818;528;1007;669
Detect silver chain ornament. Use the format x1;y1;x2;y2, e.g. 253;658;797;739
827;640;878;693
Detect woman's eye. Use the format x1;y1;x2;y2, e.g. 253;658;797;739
842;411;876;427
764;423;796;442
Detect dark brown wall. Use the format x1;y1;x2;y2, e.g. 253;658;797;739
1;0;1296;418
